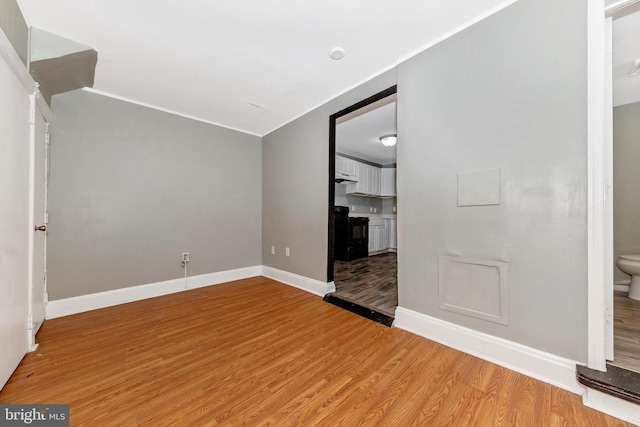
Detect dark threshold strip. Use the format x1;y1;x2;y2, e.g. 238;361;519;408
323;294;394;327
576;363;640;405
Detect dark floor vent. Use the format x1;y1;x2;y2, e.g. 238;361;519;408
323;294;394;327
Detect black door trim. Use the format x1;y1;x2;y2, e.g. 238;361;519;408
327;85;397;282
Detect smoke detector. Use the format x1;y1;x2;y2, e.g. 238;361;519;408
329;47;346;61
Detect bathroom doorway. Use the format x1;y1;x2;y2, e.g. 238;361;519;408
326;86;398;324
609;3;640;374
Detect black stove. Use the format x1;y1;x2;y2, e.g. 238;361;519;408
334;206;369;261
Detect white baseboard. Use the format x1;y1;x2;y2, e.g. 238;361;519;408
46;266;262;319
582;388;640;425
394;307;583;394
614;280;630;293
261;266;335;297
614;284;630;292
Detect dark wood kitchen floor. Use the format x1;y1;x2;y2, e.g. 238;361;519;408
333;252;397;317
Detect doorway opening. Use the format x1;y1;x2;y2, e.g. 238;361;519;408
326;86;398;325
609;3;640;375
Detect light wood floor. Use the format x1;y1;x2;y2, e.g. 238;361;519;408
334;252;397;316
611;291;640;374
0;277;632;426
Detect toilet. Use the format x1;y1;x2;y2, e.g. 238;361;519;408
616;255;640;301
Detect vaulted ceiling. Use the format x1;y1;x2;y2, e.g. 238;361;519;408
16;0;514;136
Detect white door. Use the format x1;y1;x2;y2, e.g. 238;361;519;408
27;94;51;350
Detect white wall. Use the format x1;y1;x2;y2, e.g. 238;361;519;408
0;30;34;388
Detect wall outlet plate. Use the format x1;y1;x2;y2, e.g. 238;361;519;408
182;252;190;262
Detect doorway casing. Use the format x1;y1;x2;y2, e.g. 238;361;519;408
327;85;397;283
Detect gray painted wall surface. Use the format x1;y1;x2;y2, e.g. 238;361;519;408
398;0;587;360
262;70;397;281
48;90;262;300
0;0;28;65
263;0;588;361
613;102;640;283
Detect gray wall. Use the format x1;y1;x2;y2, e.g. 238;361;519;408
398;0;587;360
262;70;397;280
0;0;28;65
613;101;640;283
263;0;588;361
48;89;262;300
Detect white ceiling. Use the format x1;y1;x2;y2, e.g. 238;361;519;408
337;101;397;165
16;0;515;136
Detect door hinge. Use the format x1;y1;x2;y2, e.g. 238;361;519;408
29;104;36;124
44;211;49;224
45;132;51;145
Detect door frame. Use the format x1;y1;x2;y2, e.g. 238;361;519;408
327;85;397;282
586;0;640;371
27;89;52;351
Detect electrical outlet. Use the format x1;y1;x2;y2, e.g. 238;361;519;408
351;205;355;211
370;207;373;212
374;208;377;213
182;252;190;263
393;206;397;212
285;247;290;257
271;246;275;255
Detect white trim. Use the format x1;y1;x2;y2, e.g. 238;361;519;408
613;283;630;292
582;388;640;425
261;266;335;297
34;89;53;123
604;15;615;362
394;307;583;394
587;0;608;372
46;266;262;319
0;26;34;93
605;0;640;17
82;88;261;137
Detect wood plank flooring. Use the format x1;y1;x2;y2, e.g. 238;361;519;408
611;291;640;374
0;277;633;426
333;252;397;316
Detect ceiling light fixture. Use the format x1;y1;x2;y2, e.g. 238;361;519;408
329;47;346;60
380;134;397;147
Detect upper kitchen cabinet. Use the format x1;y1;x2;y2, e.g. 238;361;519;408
381;168;396;197
341;157;395;198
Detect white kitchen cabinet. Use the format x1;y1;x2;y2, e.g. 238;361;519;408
336;155;358;177
381;168;396;197
344;158;394;198
335;156;346;174
368;219;387;254
347;160;382;197
371;166;381;196
344;157;357;176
